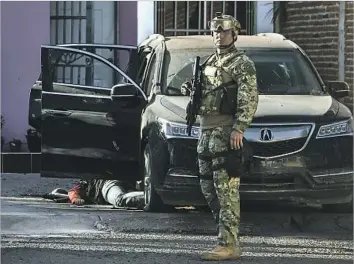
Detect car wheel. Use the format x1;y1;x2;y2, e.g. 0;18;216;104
143;143;164;212
322;199;353;213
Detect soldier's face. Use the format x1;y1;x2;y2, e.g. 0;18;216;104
213;29;234;48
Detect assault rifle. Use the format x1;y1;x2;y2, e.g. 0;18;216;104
186;56;202;136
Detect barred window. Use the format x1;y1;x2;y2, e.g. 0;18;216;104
155;1;255;37
49;1;119;87
50;1;93;45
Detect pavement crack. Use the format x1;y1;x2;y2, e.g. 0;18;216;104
94;215;112;232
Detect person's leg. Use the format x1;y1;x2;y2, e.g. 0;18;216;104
101;180;145;209
212;167;241;250
118;191;145;209
199;158;220;224
101;180;126;207
200;126;241;261
198;128;220;219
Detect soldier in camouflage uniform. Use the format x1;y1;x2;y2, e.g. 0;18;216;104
181;13;258;261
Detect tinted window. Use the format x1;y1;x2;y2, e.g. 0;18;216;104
162;48;324;96
42;50;129;96
38;48;133;85
50;52;120;88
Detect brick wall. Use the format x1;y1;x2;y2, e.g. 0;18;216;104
279;1;353;111
344;1;353;94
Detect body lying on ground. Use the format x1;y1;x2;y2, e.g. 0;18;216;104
45;179;145;209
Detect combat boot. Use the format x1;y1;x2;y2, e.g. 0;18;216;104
200;244;241;261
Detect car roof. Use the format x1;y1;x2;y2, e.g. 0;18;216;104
164;34;296;51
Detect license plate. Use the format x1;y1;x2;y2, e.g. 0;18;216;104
260;160;282;168
259;157;303;169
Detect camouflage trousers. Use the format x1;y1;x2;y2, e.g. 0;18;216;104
197;125;241;247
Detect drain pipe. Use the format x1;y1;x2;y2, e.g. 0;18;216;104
338;1;345;82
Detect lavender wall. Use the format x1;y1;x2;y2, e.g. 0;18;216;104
119;1;137;45
118;1;137;69
1;1;50;145
1;1;138;151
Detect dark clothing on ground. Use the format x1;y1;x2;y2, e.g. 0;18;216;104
45;179;144;209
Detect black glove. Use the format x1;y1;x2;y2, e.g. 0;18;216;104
225;138;253;178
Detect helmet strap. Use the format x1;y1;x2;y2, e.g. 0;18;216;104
218;42;234;50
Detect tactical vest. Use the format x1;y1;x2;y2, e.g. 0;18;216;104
198;51;244;116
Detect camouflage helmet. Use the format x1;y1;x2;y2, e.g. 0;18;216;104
208;12;241;34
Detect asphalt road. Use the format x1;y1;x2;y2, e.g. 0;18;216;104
1;173;353;264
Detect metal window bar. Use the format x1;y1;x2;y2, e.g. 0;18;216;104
155;1;254;37
50;1;93;86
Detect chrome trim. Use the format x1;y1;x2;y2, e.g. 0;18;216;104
111;95;136;98
165;135;199;140
169;173;198;178
42;91;111;99
43;109;71;115
41;45;147;101
0;152;41;155
249;122;314;126
36;81;111;91
244;124;312;143
316;133;353;139
247;122;316;160
59;43;137;50
312;171;354;178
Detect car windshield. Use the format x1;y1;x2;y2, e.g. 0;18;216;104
162;48;325;96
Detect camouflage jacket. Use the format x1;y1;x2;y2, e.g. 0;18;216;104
199;45;259;133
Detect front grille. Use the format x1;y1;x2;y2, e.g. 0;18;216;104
164;171;200;187
169;139;198;171
249;138;307;158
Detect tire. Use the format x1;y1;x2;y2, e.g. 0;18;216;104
322;198;353;213
143;143;165;212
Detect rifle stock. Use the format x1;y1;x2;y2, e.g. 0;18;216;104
186;56;201;136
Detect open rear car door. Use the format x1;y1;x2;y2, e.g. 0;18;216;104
40;45;147;183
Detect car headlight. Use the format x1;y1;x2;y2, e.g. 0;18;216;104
316;118;353;139
157;117;200;139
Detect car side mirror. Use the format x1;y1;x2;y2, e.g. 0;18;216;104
326;81;350;99
111;83;137;100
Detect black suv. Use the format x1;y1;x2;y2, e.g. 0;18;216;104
29;33;353;212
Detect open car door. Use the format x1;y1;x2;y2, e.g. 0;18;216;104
40;45;147;183
58;44;139;81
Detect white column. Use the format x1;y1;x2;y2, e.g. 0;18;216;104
137;1;155;44
255;1;274;34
